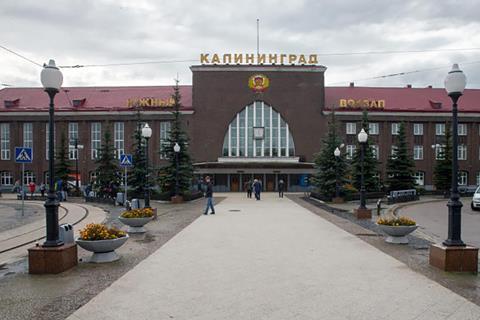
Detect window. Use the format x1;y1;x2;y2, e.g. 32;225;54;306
1;123;10;160
391;146;398;159
159;122;171;159
91;122;101;160
23;123;33;148
68;122;79;160
0;171;13;186
458;145;467;160
346;145;356;160
222;101;295;158
413;171;425;186
369;123;379;135
458;123;467;136
477;172;480;186
346;122;356;135
391;123;400;135
413;145;423;160
458;171;468;186
23;170;35;185
413;123;423;136
89;171;98;183
371;145;379;160
114;122;125;159
436;123;445;136
435;145;445;160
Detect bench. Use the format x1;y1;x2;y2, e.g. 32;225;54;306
387;189;419;204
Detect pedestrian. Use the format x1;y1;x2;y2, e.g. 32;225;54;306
244;179;252;198
40;182;46;197
278;179;285;198
258;180;263;200
13;179;20;193
253;179;261;200
28;181;36;197
204;176;215;215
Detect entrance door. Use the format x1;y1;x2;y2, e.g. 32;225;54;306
266;174;275;191
230;174;240;192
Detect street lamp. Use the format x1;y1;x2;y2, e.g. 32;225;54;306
334;147;341;199
141;123;152;208
443;63;467;247
40;59;63;247
357;128;369;214
174;142;181;197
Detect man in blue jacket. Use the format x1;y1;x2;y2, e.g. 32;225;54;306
204;176;215;215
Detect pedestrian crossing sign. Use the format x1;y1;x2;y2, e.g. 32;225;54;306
15;147;33;163
119;154;133;167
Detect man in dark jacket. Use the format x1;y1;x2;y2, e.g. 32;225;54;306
204;176;215;215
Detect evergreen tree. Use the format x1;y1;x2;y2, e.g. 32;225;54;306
54;131;72;191
386;122;416;190
313;111;348;199
433;122;452;194
158;80;194;195
128;111;147;197
351;110;381;192
94;126;121;197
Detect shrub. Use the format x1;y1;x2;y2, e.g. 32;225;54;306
121;208;154;218
377;216;416;226
79;223;126;240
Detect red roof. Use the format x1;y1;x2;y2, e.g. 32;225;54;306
325;86;480;113
0;86;193;112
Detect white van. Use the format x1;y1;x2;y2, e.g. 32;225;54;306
471;186;480;211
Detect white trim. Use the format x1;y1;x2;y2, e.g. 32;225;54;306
261;101;265;157
286;123;290;157
228;125;231;157
190;65;327;72
277;113;281;156
253;102;256;157
218;157;300;163
269;106;273;157
0;110;194;116
236;113;240;157
323;111;480;117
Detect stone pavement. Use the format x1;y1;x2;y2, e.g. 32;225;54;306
68;193;480;320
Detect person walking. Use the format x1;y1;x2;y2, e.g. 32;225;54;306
278;179;285;198
28;181;36;198
204;176;215;215
253;179;262;200
244;179;252;198
40;183;46;197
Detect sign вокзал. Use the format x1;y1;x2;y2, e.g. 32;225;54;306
339;99;385;110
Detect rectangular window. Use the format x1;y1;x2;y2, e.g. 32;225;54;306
159;122;171;159
91;122;101;160
346;123;356;135
413;145;423;160
458;171;468;186
435;145;445;160
369;123;379;135
458;123;467;136
23;123;33;148
346;145;356;160
0;171;13;186
68;122;79;160
391;146;398;159
114;122;125;159
436;123;446;136
458;145;467;160
371;145;379;160
413;172;425;186
0;123;10;160
391;123;400;135
413;123;423;136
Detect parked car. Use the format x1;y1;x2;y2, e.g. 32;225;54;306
471;186;480;211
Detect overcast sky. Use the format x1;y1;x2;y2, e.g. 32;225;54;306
1;0;479;89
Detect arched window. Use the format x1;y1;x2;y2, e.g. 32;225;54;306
222;101;295;157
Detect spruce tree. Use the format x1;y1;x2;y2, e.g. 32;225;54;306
94;126;121;197
351;110;381;192
128;111;147;197
158;80;194;196
313;111;348;199
433;122;452;194
54;131;72;191
386;122;416;191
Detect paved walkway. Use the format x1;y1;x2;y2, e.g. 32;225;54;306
68;193;480;320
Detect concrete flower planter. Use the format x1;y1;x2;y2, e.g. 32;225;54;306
377;224;418;244
118;216;153;233
76;235;129;263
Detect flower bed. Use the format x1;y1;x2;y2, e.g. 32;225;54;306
377;216;416;226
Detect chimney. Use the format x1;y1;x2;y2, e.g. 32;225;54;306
427;85;432;88
406;84;412;88
349;82;354;88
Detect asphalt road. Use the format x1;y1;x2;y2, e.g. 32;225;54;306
399;197;480;248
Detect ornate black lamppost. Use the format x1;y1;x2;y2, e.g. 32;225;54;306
174;142;181;197
141;123;152;208
443;64;467;247
354;128;371;219
40;60;63;247
334;147;341;199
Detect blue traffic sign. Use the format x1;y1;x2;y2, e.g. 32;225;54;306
119;154;133;167
15;147;33;163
